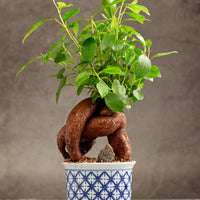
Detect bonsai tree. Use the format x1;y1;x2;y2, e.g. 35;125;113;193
18;0;177;162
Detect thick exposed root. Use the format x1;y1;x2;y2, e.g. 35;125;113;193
57;98;131;162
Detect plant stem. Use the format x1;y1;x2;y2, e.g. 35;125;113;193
119;4;127;25
91;16;94;34
116;2;125;39
52;0;80;49
92;65;111;90
62;43;79;67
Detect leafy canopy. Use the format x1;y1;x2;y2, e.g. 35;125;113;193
18;0;178;112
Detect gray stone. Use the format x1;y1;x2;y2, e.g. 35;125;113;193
98;144;115;162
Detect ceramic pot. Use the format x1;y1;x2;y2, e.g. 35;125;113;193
63;161;136;200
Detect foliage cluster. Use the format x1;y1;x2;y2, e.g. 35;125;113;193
18;0;177;112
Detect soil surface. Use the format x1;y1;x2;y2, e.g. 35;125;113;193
64;156;126;163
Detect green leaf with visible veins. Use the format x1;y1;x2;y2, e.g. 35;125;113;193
81;37;96;64
135;54;151;79
112;80;130;108
96;81;109;98
74;70;93;88
125;48;135;66
121;25;136;37
22;19;50;44
112;80;126;96
146;65;161;78
100;33;116;50
62;8;80;22
112;40;125;52
105;92;125;112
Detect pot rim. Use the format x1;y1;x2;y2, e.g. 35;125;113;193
62;160;136;170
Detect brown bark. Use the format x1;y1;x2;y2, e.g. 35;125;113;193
57;98;131;162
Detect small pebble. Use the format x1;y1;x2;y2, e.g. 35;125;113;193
97;144;115;162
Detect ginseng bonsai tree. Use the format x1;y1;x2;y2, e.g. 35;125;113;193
18;0;177;162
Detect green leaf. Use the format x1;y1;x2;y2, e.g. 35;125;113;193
145;39;152;48
135;54;151;79
135;48;143;56
54;53;67;63
91;91;100;103
131;96;139;103
47;41;63;59
134;32;145;47
74;70;93;88
112;80;126;96
77;85;84;96
57;2;73;10
124;40;135;48
133;90;144;100
151;51;178;60
118;31;127;40
112;80;130;109
68;19;87;26
56;76;66;103
96;81;109;98
121;25;136;37
78;34;91;40
125;12;147;24
101;67;124;75
131;0;138;4
81;37;96;64
62;8;80;22
111;16;118;29
133;4;150;15
58;27;65;35
84;76;99;87
125;48;135;66
22;19;49;44
146;65;161;78
112;40;125;52
105;92;125;112
17;57;38;76
41;54;49;65
104;0;125;6
100;33;116;50
102;0;117;18
67;19;87;30
56;68;65;79
127;5;141;14
96;22;105;31
72;23;79;37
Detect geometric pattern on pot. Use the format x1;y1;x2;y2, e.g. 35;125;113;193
65;169;133;200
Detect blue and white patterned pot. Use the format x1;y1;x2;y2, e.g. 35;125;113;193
63;161;136;200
